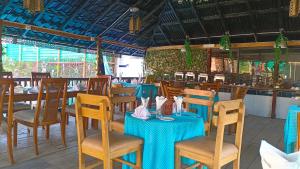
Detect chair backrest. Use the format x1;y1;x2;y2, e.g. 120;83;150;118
35;78;67;124
165;86;183;100
31;72;51;87
0;79;14;126
87;77;111;96
160;81;170;97
75;94;111;156
213;99;245;163
110;87;136;112
200;82;222;93
0;72;13;78
231;86;248;100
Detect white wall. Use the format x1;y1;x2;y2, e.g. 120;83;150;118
116;55;144;77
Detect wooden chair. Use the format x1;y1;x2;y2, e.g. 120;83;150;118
109;87;136;133
0;72;13;78
183;88;214;134
75;93;142;169
200;82;222;93
66;77;111;129
165;86;183;100
144;75;155;84
31;72;51;87
13;78;67;155
0;79;15;163
228;86;248;134
160;81;171;97
175;99;245;169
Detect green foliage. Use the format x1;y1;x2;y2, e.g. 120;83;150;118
274;32;288;63
219;33;233;60
145;48;207;78
184;37;192;68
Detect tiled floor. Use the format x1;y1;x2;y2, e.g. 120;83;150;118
0;115;284;169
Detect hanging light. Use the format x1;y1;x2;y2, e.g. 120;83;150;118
23;0;44;14
129;7;141;34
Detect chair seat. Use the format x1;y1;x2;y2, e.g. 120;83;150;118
3;102;31;112
14;109;60;124
111;119;124;133
176;137;238;159
81;131;142;153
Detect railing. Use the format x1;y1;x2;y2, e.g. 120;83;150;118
13;78;89;87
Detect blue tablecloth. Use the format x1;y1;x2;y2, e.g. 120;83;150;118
284;105;300;153
189;95;220;121
118;82;158;100
123;112;205;169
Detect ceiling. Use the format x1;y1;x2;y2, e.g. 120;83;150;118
0;0;299;56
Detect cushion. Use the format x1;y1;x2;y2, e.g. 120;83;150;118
81;131;142;153
14;109;61;123
3;102;31;112
176;137;238;159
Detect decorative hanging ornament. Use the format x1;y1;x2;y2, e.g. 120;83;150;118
184;36;192;69
289;0;300;17
129;7;141;34
274;31;289;63
219;32;233;60
23;0;44;14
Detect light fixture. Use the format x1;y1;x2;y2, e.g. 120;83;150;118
129;7;141;34
23;0;44;14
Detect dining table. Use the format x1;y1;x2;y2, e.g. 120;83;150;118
122;112;205;169
284;105;300;153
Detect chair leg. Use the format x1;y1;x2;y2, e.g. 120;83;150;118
175;148;181;169
233;158;240;169
33;126;39;155
60;122;66;147
13;121;17;147
46;125;50;140
78;153;85;169
103;159;113;169
136;146;142;168
7;125;14;164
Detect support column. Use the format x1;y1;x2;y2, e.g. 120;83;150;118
207;49;212;74
0;20;2;73
96;37;105;75
57;48;61;77
83;49;87;78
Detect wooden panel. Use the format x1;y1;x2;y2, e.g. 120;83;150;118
183;97;213;106
183;88;214;97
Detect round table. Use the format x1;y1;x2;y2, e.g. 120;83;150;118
123;112;205;169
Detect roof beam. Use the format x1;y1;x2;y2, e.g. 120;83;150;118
142;0;165;22
167;0;187;37
48;0;91;43
189;1;210;43
158;25;171;45
22;0;51;37
216;1;228;32
0;0;10;15
73;0;120;45
245;0;258;42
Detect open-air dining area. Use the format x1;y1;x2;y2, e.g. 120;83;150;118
1;0;300;169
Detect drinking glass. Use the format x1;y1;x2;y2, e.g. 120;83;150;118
176;104;182;116
156;107;162;119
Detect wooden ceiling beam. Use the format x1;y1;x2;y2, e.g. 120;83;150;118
158;25;171;45
147;41;300;51
48;0;92;43
73;0;120;45
0;0;11;15
1;20;146;51
189;1;210;43
167;0;187;37
245;0;258;42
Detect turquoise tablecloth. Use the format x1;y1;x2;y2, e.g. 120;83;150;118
189;95;220;121
119;82;158;100
284;105;300;153
123;112;205;169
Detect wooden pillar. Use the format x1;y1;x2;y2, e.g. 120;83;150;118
57;48;61;77
271;60;280;119
237;49;240;81
83;49;87;77
222;54;225;73
0;20;2;73
207;49;212;74
96;37;105;75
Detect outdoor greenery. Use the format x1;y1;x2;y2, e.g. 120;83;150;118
145;48;207;78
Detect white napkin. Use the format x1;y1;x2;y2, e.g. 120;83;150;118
132;97;150;120
156;96;167;111
173;96;183;112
